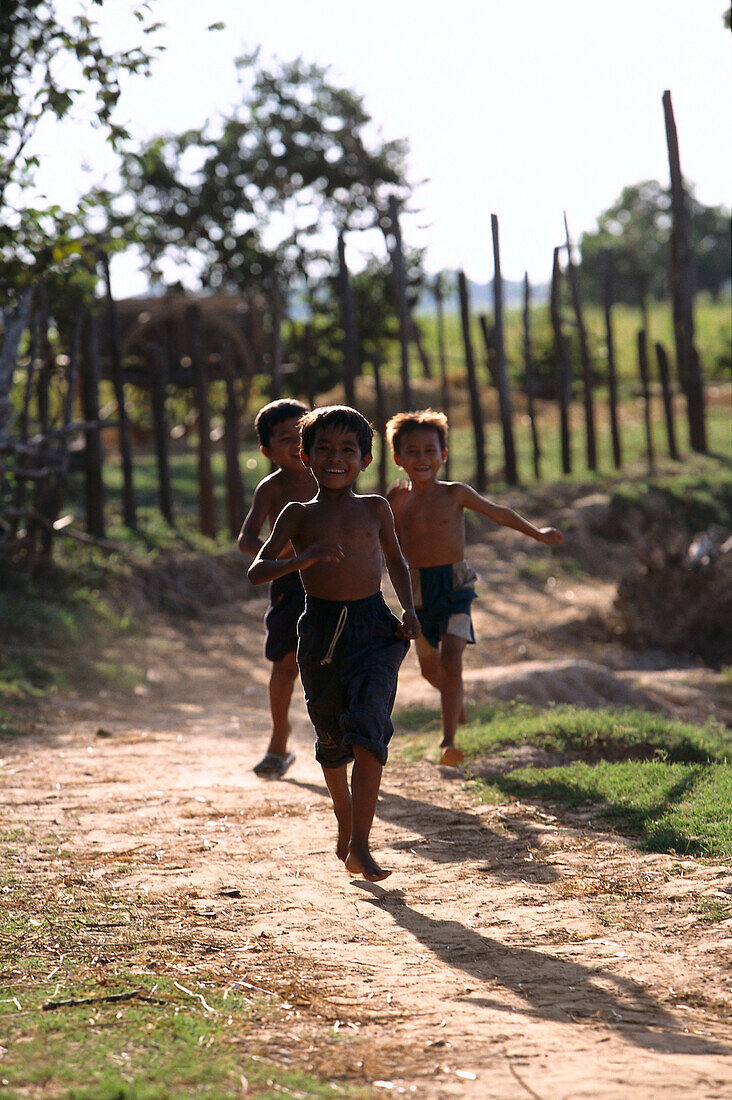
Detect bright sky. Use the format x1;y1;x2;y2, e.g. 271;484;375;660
45;0;732;295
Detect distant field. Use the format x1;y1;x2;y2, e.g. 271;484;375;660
409;295;731;392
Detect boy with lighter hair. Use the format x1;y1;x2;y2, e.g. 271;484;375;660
386;409;562;766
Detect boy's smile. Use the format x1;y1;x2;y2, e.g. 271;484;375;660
394;428;447;484
264;418;308;473
304;426;371;488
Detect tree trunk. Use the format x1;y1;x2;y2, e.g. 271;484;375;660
387;195;413;409
457;270;487;491
563;213;597;471
550;248;572;475
337;231;357;407
601;249;623;469
663;89;706;453
523;273;541;480
655;341;680;461
491;214;518;485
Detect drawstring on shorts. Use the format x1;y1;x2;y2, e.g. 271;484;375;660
320;606;348;665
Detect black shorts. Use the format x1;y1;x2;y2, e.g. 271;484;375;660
264;571;305;663
297;592;409;768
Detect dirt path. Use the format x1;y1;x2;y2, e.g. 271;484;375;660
3;550;731;1098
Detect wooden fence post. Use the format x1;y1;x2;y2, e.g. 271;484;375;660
101;253;137;530
188;305;217;539
149;344;174;525
372;351;388;496
491;214;518;485
563;213;597;471
223;354;246;539
433;274;451;479
337;231;357;407
636;330;655;473
663;89;706;453
655;341;680;461
523;273;541;480
601;249;623;469
80;309;106;538
410;320;433;380
550;248;572;475
387;195;413;409
457;270;487;491
303;322;316;409
270;270;282;402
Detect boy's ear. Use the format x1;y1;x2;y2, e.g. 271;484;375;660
392;451;403;469
300;449;310;466
442;447;448;462
261;445;272;460
361;453;373;470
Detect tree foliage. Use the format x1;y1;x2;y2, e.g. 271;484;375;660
0;0;163;303
578;179;731;305
115;51;413;292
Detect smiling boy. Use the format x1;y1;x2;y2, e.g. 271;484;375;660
386;409;562;767
238;399;316;778
248;406;419;881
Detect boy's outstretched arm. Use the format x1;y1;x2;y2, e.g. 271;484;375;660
248;503;344;585
377;499;420;639
458;484;563;544
237;481;271;557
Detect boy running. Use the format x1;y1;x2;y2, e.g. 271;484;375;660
386;409;562;767
238;399;316;779
248;406;419;881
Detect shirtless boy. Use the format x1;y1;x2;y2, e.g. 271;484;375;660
238;399;316;779
386;409;562;767
248;405;420;881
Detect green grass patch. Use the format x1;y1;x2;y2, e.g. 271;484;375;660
0;564;139;701
0;881;369;1100
393;703;731;856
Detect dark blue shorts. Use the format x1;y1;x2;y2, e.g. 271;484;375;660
297;592;409;768
410;561;477;651
264;571;305;663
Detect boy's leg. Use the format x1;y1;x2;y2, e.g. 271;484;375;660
321;763;352;864
439;634;467;764
417;637;467;727
345;745;391;882
267;650;298;754
254;651;298;777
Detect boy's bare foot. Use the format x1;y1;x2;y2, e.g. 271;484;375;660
345;842;392;882
336;822;350;864
439;745;465;767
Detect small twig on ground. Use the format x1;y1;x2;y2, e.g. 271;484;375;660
41;987;164;1011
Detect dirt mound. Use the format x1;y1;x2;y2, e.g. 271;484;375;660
130;549;257;615
399;658;663;711
610;530;732;664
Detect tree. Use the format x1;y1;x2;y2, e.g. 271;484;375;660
114;51;413;292
578;180;731;305
0;1;164;301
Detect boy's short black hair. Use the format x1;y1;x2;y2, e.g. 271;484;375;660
299;405;373;457
254;398;310;448
386;409;449;453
